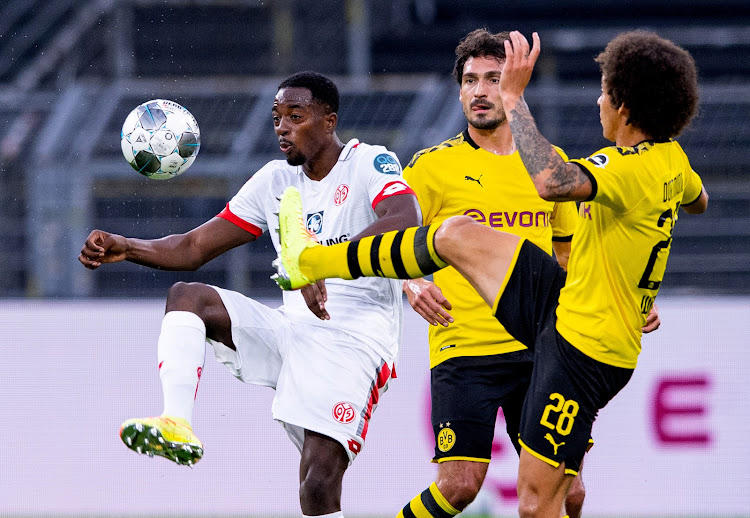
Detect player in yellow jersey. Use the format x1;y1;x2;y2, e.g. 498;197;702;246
273;29;708;518
400;29;588;517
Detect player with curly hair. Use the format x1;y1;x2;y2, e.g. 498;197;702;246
274;31;708;518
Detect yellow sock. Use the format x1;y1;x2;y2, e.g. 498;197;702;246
300;225;448;282
397;482;459;518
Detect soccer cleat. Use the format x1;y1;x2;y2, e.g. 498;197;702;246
119;415;203;467
272;186;319;290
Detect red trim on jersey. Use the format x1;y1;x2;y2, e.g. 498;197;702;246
371;181;416;210
217;203;263;237
360;362;393;440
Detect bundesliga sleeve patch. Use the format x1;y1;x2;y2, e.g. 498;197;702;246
373;153;402;174
587;153;609;167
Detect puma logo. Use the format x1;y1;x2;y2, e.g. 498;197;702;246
544;433;565;455
464;174;483;187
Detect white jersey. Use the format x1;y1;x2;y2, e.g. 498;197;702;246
217;139;412;360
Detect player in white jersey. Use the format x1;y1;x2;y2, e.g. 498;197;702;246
79;71;420;518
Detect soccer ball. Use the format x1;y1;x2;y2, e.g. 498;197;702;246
120;99;200;180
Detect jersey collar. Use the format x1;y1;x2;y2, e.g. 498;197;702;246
462;129;480;150
339;138;361;161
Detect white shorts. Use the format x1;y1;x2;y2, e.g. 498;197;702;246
207;286;396;464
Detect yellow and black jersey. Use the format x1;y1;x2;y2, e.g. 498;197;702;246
559;140;704;369
405;130;578;368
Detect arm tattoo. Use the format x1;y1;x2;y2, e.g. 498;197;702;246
508;99;587;198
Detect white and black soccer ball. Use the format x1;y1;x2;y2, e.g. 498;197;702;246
120;99;200;180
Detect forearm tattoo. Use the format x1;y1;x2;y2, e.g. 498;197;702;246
508;98;585;198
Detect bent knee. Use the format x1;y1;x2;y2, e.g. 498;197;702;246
434;216;478;257
166;282;220;315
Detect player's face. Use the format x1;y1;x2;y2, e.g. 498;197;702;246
459;55;507;130
598;77;618;142
273;87;334;166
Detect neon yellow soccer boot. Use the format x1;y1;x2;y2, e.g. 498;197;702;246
272;186;319;290
119;415;203;466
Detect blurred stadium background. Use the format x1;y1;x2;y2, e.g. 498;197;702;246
1;1;749;517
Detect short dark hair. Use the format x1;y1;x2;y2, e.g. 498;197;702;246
452;28;511;84
278;71;340;114
596;30;699;141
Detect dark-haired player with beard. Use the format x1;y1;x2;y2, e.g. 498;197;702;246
275;30;707;518
79;71;421;518
399;28;588;518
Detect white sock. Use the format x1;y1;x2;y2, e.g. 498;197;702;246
157;311;206;425
302;513;343;518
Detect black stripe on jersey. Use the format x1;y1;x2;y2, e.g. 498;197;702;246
370;234;384;276
407;133;465;168
401;506;418;518
420;487;455;518
683;190;703;206
552;234;574;242
347;240;364;279
572;161;598;201
414;226;435;275
390;230;410;279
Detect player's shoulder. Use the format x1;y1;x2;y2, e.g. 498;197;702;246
347;140;403;176
577;140;683;172
406;132;472;169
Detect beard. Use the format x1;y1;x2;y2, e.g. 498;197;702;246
467;111;506;130
285;151;306;166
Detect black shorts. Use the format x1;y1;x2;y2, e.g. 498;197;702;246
430;350;533;463
495;240;632;475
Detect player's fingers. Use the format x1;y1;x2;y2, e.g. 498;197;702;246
510;31;527;60
315;280;327;304
503;39;515;66
422;298;453;326
530;32;541;61
78;253;100;269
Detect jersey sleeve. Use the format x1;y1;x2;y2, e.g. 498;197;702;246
550;201;577;240
571;147;635;213
674;141;704;205
403;152;442;225
216;163;274;236
361;147;416;209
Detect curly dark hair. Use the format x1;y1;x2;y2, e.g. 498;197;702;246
452;28;511;84
278;71;340;114
596;31;699;141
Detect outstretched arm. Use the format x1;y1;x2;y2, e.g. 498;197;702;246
500;31;592;202
79;217;255;271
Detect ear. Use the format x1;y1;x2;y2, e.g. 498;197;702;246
617;103;629;119
325;111;338;133
617;104;632;125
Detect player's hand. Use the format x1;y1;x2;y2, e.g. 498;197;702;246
500;31;541;103
78;230;129;269
403;278;453;327
301;280;329;320
642;303;661;333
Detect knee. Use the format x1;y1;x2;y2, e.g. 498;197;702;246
299;466;343;510
565;476;586;518
166;282;212;313
441;477;482;511
518;495;543;518
434;216;476;257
